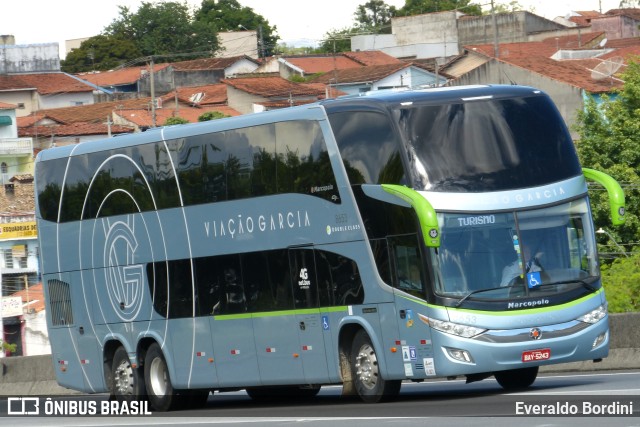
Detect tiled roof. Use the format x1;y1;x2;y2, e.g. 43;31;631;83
77;64;170;87
343;51;404;66
311;62;410;84
0;102;16;109
19;122;134;138
161;84;227;106
9;174;34;183
604;8;640;20
0;73;93;95
463;35;640;93
117;105;240;126
23;98;154;124
283;55;362;74
222;76;328;98
171;55;258;71
10;283;45;314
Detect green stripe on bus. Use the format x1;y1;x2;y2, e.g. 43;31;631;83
214;306;348;320
397;288;603;316
381;184;440;247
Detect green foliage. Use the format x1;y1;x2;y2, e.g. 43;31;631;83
198;111;230;121
105;2;219;57
354;0;397;34
1;339;17;354
601;252;640;312
397;0;482;16
164;116;190;126
574;58;640;252
317;27;363;53
61;35;142;73
196;0;279;57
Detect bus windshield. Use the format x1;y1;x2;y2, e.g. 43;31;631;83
397;94;582;192
433;198;599;302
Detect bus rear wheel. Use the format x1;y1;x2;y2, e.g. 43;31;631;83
350;330;401;403
112;346;146;403
494;366;539;390
144;343;177;411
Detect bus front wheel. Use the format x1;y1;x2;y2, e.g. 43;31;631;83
112;346;145;402
350;330;401;403
494;366;538;390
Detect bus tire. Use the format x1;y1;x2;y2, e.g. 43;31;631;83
144;343;177;411
350;330;401;403
494;366;538;390
112;346;145;403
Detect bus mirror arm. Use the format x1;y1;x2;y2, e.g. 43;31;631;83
582;168;626;226
381;184;440;248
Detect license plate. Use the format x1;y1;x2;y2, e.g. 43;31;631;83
522;348;551;362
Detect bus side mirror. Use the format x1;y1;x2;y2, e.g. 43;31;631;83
381;184;440;248
583;168;626;226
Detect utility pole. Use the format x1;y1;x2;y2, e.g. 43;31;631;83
258;25;265;59
491;0;499;59
149;56;157;128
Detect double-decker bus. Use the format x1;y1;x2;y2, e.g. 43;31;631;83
35;85;625;410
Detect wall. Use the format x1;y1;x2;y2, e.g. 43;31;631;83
0;44;60;74
592;15;640;40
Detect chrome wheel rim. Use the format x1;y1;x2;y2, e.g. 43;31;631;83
149;357;168;396
114;360;134;395
354;344;378;390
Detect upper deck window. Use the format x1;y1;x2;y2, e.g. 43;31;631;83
397;95;582;192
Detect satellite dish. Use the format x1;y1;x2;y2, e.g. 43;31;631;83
591;57;624;83
189;92;205;103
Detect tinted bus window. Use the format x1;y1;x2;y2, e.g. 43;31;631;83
329;111;406;185
397;95;581;192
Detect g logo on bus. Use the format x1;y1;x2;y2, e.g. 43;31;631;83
529;328;542;340
103;218;145;322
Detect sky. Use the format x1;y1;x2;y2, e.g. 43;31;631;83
0;0;628;55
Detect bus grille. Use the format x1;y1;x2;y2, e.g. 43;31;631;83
48;279;74;326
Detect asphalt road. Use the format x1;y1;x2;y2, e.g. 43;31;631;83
2;370;639;426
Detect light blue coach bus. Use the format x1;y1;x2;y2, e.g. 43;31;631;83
35;85;625;411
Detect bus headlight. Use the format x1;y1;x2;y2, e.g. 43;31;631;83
425;317;486;338
577;303;608;324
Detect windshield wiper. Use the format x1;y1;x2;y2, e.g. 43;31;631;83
455;286;508;307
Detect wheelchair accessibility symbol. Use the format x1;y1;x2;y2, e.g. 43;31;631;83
322;315;329;330
527;271;542;289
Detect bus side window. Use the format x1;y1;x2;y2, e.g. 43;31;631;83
388;234;425;299
242;250;294;313
315;251;364;306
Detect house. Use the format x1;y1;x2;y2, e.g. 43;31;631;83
0;38;60;74
2;282;49;357
0;73;96;117
351;11;574;60
276;51;403;79
591;9;640;40
311;62;447;96
443;33;640;136
78;56;260;99
77;63;171;97
0;102;33;184
222;75;332;114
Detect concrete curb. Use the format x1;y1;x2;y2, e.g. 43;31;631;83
1;313;639;395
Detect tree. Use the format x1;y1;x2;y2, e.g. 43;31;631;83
61;35;142;73
573;58;640;251
105;2;219;57
196;0;279;57
317;27;363;53
354;0;397;34
199;111;230;121
397;0;482;16
164;117;190;126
